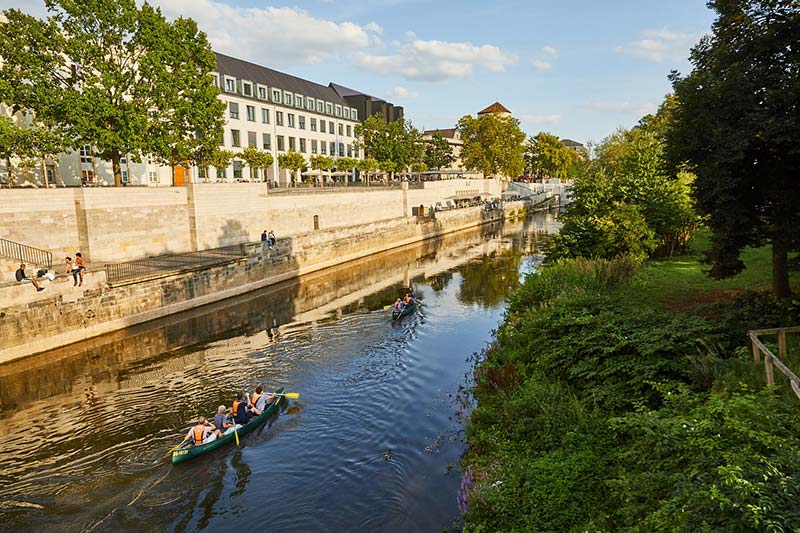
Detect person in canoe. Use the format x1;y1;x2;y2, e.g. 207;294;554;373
232;392;253;424
247;385;276;416
182;417;217;446
392;298;404;312
404;293;414;306
213;405;233;437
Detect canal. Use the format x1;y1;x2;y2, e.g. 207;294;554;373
0;211;559;532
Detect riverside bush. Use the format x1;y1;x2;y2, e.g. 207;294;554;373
462;256;800;532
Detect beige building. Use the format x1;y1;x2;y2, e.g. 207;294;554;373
1;53;403;188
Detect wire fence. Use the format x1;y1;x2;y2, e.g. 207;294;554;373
0;237;53;270
105;244;247;284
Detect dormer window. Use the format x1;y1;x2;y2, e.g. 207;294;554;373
272;88;282;103
283;90;293;106
351;108;358;121
241;81;253;97
306;96;314;110
343;108;350;120
224;76;236;93
316;99;324;113
294;94;303;108
257;84;268;100
335;104;342;117
211;72;220;88
326;102;333;115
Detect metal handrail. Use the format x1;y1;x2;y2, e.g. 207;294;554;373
0;237;53;270
105;243;247;284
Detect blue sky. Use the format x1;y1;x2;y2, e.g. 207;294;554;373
9;0;715;143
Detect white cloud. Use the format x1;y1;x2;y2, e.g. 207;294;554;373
531;59;552;70
152;0;372;67
614;27;700;63
354;38;516;82
521;114;561;124
542;46;558;57
583;100;657;115
385;86;419;99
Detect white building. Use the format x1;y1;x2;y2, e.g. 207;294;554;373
1;52;405;188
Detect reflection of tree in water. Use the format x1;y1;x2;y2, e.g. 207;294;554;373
457;249;523;308
428;271;454;293
230;448;251;497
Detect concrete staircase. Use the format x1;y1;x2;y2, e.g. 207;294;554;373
0;237;53;283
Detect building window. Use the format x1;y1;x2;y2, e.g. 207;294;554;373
46;165;56;184
335;104;342;117
288;137;296;151
277;135;285;151
148;170;157;183
326;102;333;115
311;139;318;154
211;72;220;88
224;76;236;93
233;160;242;179
261;108;269;124
317;99;324;113
272;89;282;103
310;118;317;132
81;169;95;183
231;129;241;147
351;108;358;120
198;167;207;180
338;143;345;157
121;169;128;183
354;147;359;158
295;94;303;107
329;121;334;133
347;144;352;157
257;85;267;100
298;115;305;130
344;108;350;120
320;120;326;133
229;102;239;119
276;111;283;126
330;141;335;155
248;131;257;147
79;145;92;163
284;91;293;106
246;105;255;121
320;142;326;155
346;125;352;137
287;113;295;128
263;133;271;150
242;81;253;97
299;138;306;153
338;123;343;136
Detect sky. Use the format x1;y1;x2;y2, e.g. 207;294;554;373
7;0;716;144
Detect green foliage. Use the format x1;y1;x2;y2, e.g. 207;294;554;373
667;0;800;297
207;148;234;175
0;115;65;185
309;154;334;171
463;254;800;531
354;114;424;173
0;0;224;186
278;150;306;184
524;132;575;180
334;157;358;171
457;113;525;179
424;131;455;170
240;146;273;181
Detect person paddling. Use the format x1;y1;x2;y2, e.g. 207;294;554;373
182;416;216;446
232;392;252;424
212;405;233;437
247;385;276;416
392;298;403;312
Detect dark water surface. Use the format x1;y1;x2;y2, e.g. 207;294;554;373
0;212;559;532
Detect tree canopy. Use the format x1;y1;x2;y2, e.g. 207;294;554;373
354;114;424;174
278;151;306;184
0;115;65;185
666;0;800;297
424;132;455;170
241;146;273;181
525;132;576;181
0;0;224;187
457;113;525;179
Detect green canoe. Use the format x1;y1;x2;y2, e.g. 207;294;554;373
171;387;285;464
392;300;416;321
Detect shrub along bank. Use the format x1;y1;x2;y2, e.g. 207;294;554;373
460;244;800;531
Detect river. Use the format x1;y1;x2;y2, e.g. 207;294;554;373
0;211;559;532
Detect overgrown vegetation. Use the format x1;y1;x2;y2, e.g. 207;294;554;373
461;241;800;531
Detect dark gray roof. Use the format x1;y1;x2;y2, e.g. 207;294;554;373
560;138;584;147
214;52;350;107
330;83;385;104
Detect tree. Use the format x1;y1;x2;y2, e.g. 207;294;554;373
354;113;424;176
241;146;274;182
309;155;334;172
0;116;65;186
457;113;525;179
278;151;306;185
0;0;224;187
525;132;575;180
424;131;455;170
666;0;800;298
356;157;378;185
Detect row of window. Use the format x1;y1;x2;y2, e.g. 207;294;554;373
227;103;354;137
227;130;355;157
214;72;358;121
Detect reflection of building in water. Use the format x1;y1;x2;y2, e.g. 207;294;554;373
0;211;560;411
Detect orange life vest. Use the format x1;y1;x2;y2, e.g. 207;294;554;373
251;392;262;407
192;425;205;445
232;399;244;417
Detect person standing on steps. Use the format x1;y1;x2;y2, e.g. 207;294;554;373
72;252;86;286
268;230;276;249
15;263;44;292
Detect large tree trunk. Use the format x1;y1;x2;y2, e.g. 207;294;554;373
111;152;123;187
772;239;791;298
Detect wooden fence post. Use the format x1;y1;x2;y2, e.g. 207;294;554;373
778;329;787;359
751;337;761;363
765;354;775;386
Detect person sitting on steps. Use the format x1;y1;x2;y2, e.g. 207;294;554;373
15;263;44;292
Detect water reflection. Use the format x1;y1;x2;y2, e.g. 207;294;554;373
0;210;559;532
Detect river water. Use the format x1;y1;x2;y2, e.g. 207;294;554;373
0;211;559;532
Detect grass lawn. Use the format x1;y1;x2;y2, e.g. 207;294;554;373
624;229;799;310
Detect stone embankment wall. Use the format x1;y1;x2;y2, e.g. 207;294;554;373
0;200;528;363
0;179;502;274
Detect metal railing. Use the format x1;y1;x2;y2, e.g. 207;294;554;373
749;326;800;399
0;237;53;270
105;244;247;284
